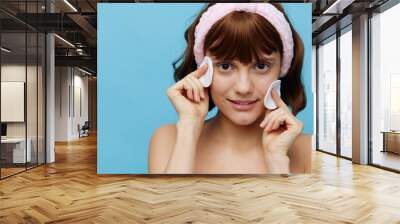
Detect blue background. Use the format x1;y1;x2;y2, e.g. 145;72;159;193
98;3;312;174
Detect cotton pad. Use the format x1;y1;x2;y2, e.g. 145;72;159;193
264;80;281;110
198;56;213;87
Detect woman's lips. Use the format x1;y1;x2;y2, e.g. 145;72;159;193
228;99;258;111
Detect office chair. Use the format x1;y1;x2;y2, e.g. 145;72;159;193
78;121;90;138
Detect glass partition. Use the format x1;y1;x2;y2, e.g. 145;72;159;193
317;35;337;155
0;1;46;179
27;31;38;169
1;31;28;177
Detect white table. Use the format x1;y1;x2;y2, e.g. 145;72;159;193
1;138;32;163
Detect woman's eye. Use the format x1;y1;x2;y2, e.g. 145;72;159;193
217;62;233;71
255;63;269;71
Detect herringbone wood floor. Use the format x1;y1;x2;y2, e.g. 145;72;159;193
1;134;400;224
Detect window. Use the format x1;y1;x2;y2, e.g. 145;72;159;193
339;27;352;158
317;35;337;155
370;3;400;171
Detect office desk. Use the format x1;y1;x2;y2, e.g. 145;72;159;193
1;138;32;163
381;131;400;154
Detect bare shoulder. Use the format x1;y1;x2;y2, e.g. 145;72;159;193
148;124;177;174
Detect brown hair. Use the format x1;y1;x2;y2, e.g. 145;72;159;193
172;3;306;115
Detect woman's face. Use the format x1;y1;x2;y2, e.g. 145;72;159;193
207;51;281;126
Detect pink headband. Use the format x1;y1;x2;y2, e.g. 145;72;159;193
193;3;294;77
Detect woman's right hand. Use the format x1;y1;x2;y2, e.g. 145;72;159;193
167;64;210;123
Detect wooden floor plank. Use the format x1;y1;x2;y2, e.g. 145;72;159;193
0;134;400;223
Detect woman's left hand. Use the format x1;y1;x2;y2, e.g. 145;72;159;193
260;90;304;173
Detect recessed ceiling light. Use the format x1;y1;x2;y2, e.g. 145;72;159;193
54;34;75;48
63;0;78;12
323;0;354;15
78;67;93;76
1;47;11;53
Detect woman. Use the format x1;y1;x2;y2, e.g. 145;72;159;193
148;3;308;174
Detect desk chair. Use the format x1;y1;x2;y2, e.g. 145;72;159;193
78;121;90;138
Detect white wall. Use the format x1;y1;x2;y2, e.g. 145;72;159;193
72;73;89;138
55;66;69;141
1;82;25;122
1;65;26;132
55;67;89;141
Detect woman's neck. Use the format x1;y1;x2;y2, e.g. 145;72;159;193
207;111;264;151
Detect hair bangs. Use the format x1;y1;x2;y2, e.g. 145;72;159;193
203;11;283;64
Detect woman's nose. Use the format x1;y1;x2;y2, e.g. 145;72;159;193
234;72;253;95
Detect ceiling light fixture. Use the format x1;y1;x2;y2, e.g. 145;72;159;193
323;0;342;14
1;47;11;53
323;0;354;15
63;0;78;12
54;34;75;48
78;67;93;76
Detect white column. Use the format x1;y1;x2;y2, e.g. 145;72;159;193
46;1;55;163
352;14;369;164
46;33;55;163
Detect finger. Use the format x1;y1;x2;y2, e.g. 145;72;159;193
190;63;208;79
271;90;289;111
265;110;284;132
187;75;201;103
260;109;277;127
187;79;198;102
183;80;195;101
266;111;281;132
173;78;186;92
260;111;271;128
264;108;274;117
260;108;280;128
271;112;286;131
188;75;205;99
271;109;301;133
284;112;301;130
186;77;200;103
